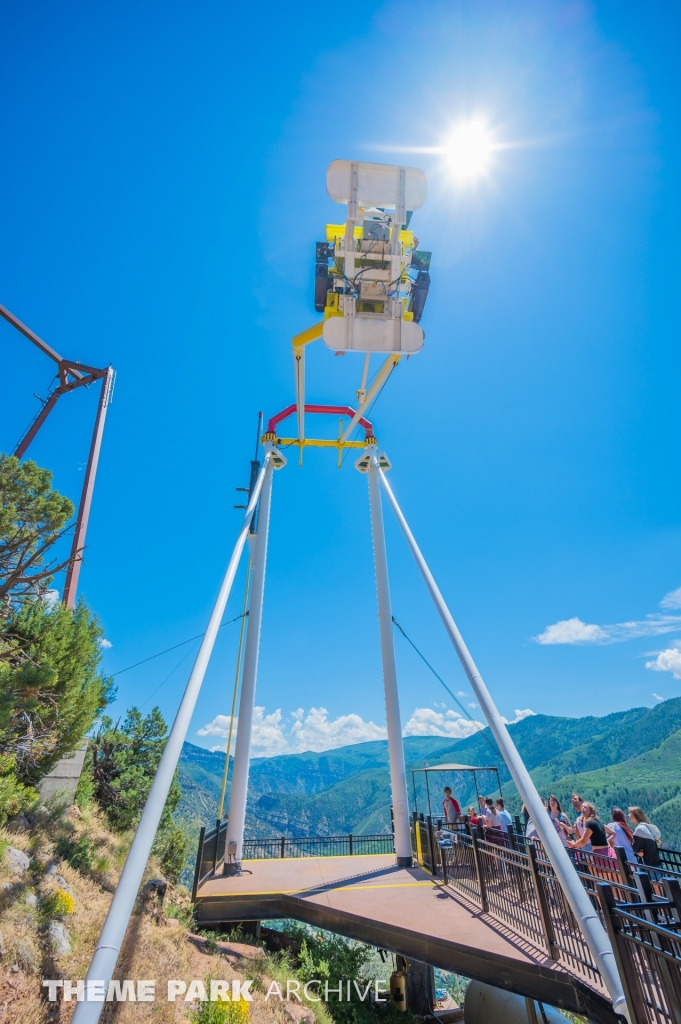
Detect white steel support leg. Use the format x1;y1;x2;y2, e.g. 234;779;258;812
71;459;271;1024
341;355;400;443
367;456;412;866
226;457;275;861
377;467;629;1020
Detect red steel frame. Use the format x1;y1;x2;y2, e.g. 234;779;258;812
266;403;375;440
0;302;114;608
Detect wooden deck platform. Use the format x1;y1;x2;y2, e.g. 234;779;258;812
195;854;616;1024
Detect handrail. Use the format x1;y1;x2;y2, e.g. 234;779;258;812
419;817;681;1015
193;824;395;886
598;878;681;1024
191;815;681;1020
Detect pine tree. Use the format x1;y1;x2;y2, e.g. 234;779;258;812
83;707;187;882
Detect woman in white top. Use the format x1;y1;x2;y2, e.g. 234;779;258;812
496;797;513;827
606;807;636;863
629;806;661;867
548;795;573;847
571;792;592;852
483;797;503;829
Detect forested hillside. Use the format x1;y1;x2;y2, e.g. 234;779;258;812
177;697;681;850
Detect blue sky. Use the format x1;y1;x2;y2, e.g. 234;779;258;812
2;0;681;757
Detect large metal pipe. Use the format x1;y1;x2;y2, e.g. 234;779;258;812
216;558;252;821
340;355;399;443
377;466;628;1020
464;980;571;1024
64;367;114;607
71;457;270;1024
226;455;275;860
368;456;412;865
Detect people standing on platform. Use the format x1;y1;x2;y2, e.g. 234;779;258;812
607;808;636;863
483;797;503;829
571;792;592;852
567;803;610;855
523;801;548;841
629;807;661;867
523;804;539;840
548;795;573;847
442;787;461;824
496;798;513;828
467;805;479;826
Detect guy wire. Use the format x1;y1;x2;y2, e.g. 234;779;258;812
391;615;502;760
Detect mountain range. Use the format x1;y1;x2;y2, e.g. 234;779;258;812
176;697;681;878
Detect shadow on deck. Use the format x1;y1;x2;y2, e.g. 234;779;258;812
195;853;617;1024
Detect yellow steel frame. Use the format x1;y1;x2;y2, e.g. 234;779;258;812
275;432;369;470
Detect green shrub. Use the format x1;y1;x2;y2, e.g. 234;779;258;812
164;901;195;929
56;831;95;872
155;823;188;885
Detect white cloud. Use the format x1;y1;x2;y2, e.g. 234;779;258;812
660;587;681;609
534;618;607;645
198;714;234;742
652;693;665;702
99;638;113;649
43;589;60;609
289;707;386;752
198;702;534;757
535;614;681;646
501;708;537;724
646;648;681;680
198;706;385;756
198;707;288;757
403;707;483;740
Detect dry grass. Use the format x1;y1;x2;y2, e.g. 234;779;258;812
0;806;319;1023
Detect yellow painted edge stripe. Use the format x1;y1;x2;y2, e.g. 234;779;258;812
197;880;437;900
241;852;393;863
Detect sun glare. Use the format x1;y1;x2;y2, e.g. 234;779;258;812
445;122;493;181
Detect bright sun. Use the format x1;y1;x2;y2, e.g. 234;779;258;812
445;122;493;180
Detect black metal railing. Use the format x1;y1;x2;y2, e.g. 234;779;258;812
534;842;634;984
659;848;681;875
433;824;627;982
193;809;681;1020
192;818;230;898
193;820;395;895
242;833;394;859
599;875;681;1024
418;814;681;1005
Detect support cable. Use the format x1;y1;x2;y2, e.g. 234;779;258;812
376;465;628;1020
391;616;502;760
138;640;201;711
110;612;248;677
